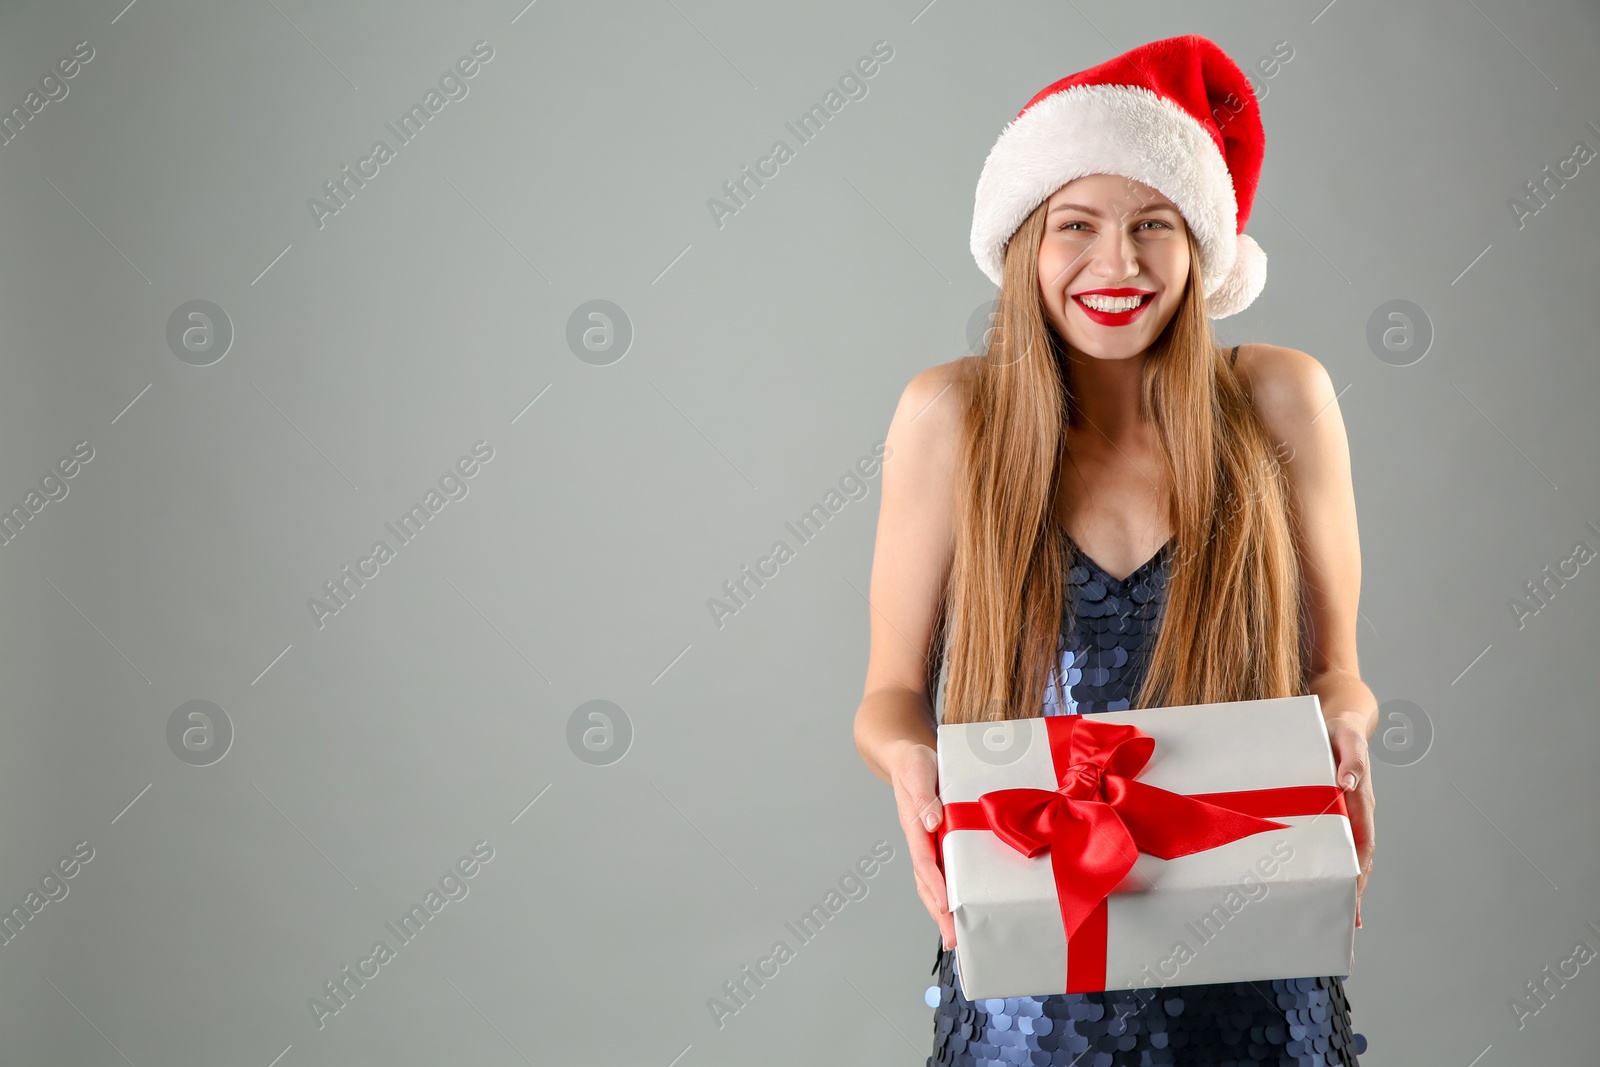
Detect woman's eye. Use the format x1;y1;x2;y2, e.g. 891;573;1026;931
1056;219;1171;232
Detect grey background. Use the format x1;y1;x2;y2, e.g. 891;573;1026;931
1;0;1597;1064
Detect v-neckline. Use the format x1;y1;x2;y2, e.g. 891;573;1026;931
1061;529;1173;585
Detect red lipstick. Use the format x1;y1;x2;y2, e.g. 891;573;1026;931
1070;288;1156;327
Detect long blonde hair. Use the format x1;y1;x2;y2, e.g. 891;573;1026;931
931;200;1305;724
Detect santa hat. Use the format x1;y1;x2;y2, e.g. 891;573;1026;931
970;34;1267;319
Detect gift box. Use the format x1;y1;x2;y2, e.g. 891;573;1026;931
932;694;1359;999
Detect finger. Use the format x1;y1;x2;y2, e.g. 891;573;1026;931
1344;785;1375;852
913;871;945;925
913;868;948;924
1354;849;1371;931
913;859;956;947
1336;755;1360;792
915;869;957;950
913;862;949;918
910;840;950;914
903;810;938;864
1357;805;1376;859
899;804;950;916
893;755;943;822
907;827;949;904
904;785;943;833
1336;747;1369;794
1355;821;1374;861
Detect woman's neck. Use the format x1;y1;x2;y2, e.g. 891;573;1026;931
1063;348;1153;441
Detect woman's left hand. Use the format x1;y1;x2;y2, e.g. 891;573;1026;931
1325;718;1375;928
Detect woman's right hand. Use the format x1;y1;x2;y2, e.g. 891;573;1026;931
889;740;957;950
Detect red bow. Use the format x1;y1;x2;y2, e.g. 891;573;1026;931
935;715;1347;991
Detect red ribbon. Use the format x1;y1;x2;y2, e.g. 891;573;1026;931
932;715;1349;992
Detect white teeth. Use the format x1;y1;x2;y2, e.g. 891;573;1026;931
1076;294;1147;312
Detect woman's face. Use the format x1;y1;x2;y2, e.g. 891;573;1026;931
1036;174;1191;360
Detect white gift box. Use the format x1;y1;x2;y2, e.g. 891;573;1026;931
934;695;1359;999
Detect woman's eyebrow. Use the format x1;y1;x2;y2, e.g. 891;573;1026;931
1046;201;1179;217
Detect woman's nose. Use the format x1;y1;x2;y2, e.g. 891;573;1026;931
1089;228;1138;281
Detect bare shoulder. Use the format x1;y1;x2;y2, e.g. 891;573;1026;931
1232;347;1362;682
885;356;976;470
1233;343;1338;447
895;355;976;432
860;357;977;699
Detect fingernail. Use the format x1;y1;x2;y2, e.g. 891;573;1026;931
923;811;939;831
1343;773;1357;790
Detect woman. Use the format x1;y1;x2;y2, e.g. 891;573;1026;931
852;36;1377;1066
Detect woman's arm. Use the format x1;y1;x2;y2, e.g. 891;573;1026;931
853;358;967;946
1239;344;1377;738
1237;343;1377;925
854;359;965;776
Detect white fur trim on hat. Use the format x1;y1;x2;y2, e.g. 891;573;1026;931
1204;232;1266;319
971;83;1250;316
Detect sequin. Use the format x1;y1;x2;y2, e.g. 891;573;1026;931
932;531;1368;1065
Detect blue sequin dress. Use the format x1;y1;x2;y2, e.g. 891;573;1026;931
928;531;1369;1067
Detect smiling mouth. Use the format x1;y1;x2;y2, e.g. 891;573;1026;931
1072;293;1155;312
1070;292;1157;326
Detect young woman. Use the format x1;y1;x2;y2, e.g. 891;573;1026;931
853;36;1377;1066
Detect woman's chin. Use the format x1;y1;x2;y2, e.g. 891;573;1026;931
1062;334;1155;361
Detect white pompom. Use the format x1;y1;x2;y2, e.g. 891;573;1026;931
1204;233;1267;319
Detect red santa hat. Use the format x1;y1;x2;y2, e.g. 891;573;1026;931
970;34;1268;319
